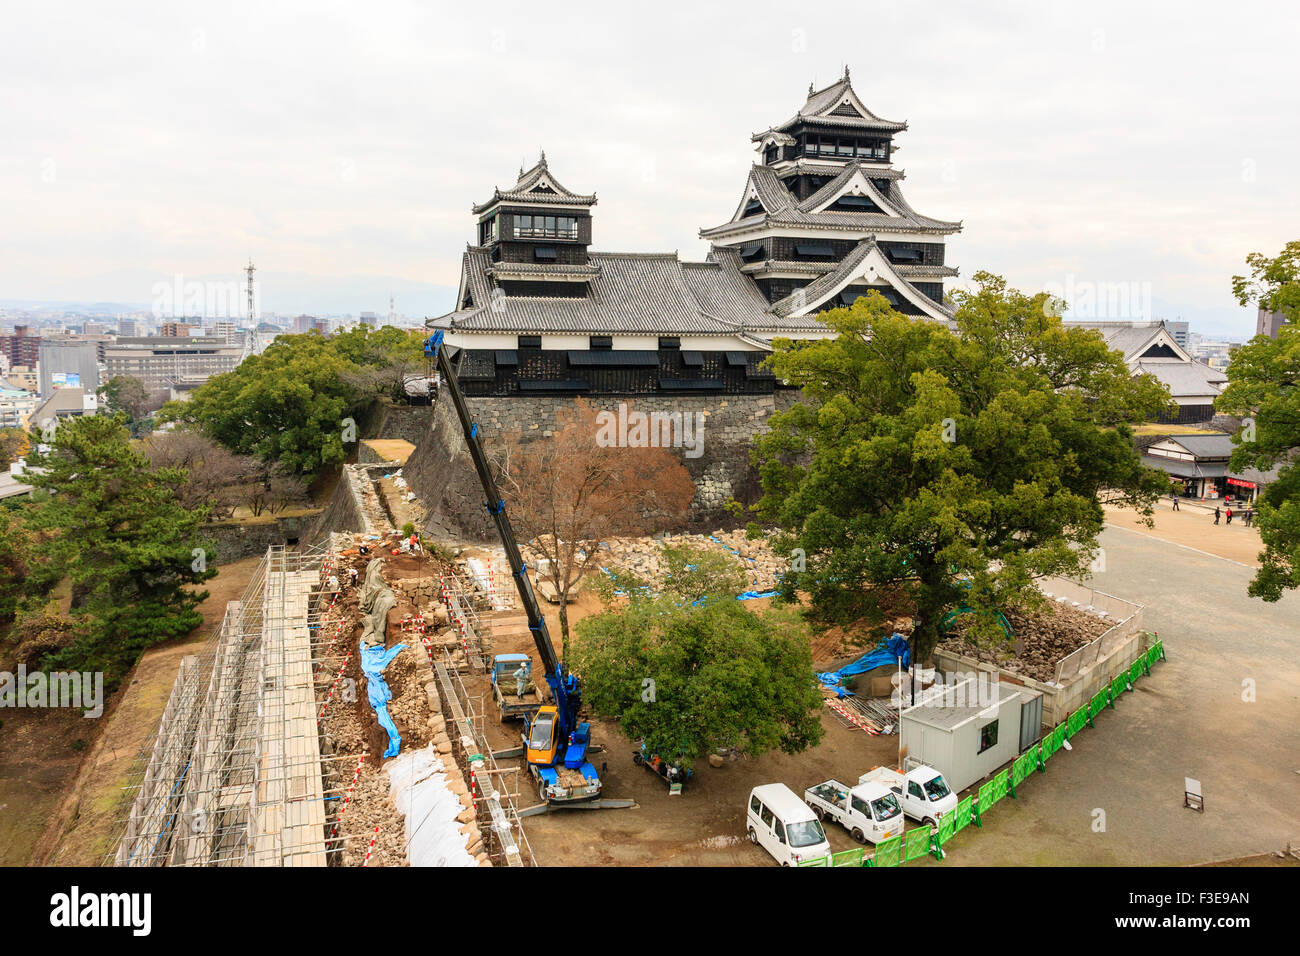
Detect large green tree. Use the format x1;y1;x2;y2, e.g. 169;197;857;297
572;554;824;767
21;414;216;683
161;332;362;476
1232;240;1300;326
754;274;1172;662
98;375;151;435
1219;243;1300;598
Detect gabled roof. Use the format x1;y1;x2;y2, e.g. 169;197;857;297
729;165;798;220
702;164;961;237
1069;321;1191;364
799;163;904;216
433;249;742;336
768;237;953;321
768;71;907;135
430;244;833;340
471;152;597;214
1133;360;1227;398
1151;434;1235;459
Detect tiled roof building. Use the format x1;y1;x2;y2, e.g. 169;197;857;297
430;71;961;395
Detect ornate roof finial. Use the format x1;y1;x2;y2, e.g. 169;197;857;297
808;80;815;95
539;148;547;167
843;64;850;80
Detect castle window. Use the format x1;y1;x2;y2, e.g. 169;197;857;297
887;247;924;264
743;198;764;217
518;335;542;349
533;247;557;261
514;215;578;240
658;336;680;350
589;335;612;351
831;195;881;213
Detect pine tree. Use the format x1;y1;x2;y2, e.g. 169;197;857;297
22;414;216;683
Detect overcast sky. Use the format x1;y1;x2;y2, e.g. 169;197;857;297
3;0;1297;336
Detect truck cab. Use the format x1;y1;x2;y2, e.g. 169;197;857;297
804;779;904;844
859;765;958;828
747;784;830;866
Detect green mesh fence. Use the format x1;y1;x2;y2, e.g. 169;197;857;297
1052;723;1067;751
904;827;931;863
1129;659;1145;684
976;778;996;823
1067;705;1088;738
1011;750;1033;788
832;847;864;867
935;811;957;848
1111;672;1129;700
798;855;828;867
873;834;902;868
1025;741;1043;773
952;794;974;835
990;768;1009;805
1089;689;1109;723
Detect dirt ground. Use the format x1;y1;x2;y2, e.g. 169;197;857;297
451;575;913;867
361;439;415;465
1104;501;1264;567
12;555;265;867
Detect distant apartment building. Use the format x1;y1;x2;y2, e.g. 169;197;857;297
118;317;140;336
0;382;38;428
159;321;200;337
103;336;242;390
209;320;240;343
1162;319;1189;348
37;338;100;397
0;325;41;369
293;314;315;334
4;366;38;392
1257;307;1291;339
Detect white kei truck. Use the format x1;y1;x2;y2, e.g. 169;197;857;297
803;779;905;844
858;765;958;829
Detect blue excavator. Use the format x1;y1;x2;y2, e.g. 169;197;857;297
423;331;610;807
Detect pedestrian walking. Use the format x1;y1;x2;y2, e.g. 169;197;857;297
1226;507;1233;525
1214;507;1220;525
1245;508;1254;527
1170;492;1180;512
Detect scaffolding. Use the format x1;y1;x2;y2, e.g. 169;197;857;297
110;544;352;866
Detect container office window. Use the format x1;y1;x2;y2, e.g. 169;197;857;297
978;720;999;754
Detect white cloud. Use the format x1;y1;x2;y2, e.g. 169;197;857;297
1;0;1296;335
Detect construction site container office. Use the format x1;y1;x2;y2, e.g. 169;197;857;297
898;680;1024;795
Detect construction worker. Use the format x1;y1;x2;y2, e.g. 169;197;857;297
348;566;359;588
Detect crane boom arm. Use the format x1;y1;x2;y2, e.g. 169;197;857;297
423;332;561;678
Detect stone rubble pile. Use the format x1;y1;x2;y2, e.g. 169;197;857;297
522;528;788;594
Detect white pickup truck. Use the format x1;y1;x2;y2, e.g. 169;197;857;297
858;765;958;829
803;779;905;845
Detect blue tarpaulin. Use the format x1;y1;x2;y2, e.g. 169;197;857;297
361;642;408;758
816;634;911;696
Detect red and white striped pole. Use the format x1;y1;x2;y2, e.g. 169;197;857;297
363;826;380;867
331;753;366;841
319;650;353;719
